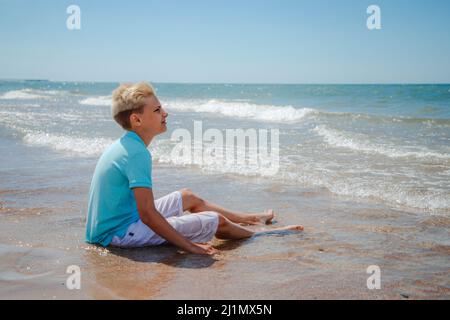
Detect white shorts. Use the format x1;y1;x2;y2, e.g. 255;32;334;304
110;191;220;248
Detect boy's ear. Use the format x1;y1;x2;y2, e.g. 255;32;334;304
130;113;141;127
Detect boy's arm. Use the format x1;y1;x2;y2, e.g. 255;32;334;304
133;187;217;255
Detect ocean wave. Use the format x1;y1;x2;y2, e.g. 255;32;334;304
166;99;450;126
356;114;450;127
305;110;450;127
276;166;450;212
0;89;49;100
151;138;450;212
166;99;317;123
150;138;280;177
79;96;112;106
9;128;450;212
325;179;450;212
313;125;450;161
22;132;113;156
0;89;72;100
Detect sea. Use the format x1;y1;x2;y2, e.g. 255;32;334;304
0;80;449;299
1;80;449;213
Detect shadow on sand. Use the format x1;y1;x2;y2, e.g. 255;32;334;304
105;239;248;269
94;227;301;270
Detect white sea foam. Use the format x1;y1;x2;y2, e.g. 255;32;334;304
150;138;450;212
278;166;450;211
23;132;113;157
11;129;450;212
0;89;70;100
313;125;450;161
325;179;450;211
0;89;48;100
166;99;317;123
150;139;279;177
79;96;112;106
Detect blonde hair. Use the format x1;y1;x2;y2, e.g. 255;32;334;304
111;82;156;130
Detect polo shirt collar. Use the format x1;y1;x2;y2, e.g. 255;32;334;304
124;130;146;146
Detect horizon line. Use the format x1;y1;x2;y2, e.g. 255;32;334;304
1;78;450;86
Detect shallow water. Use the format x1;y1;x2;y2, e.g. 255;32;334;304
0;138;448;299
1;81;449;213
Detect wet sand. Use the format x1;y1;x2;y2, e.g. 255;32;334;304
0;138;449;300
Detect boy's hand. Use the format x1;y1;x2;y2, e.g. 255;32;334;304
189;243;219;255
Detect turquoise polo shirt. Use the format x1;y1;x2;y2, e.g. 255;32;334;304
85;130;152;247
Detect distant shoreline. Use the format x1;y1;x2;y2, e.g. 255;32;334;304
1;78;450;86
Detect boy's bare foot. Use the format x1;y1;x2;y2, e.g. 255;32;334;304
247;209;275;225
275;225;304;232
254;224;304;234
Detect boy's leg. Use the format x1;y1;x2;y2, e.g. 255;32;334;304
180;188;274;225
111;212;303;248
215;214;304;240
154;191;184;218
215;213;254;239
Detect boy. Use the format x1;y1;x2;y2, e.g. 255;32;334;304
85;82;303;255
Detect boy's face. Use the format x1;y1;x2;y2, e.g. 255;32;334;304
130;95;168;136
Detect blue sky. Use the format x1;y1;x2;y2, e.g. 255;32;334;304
1;0;449;83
